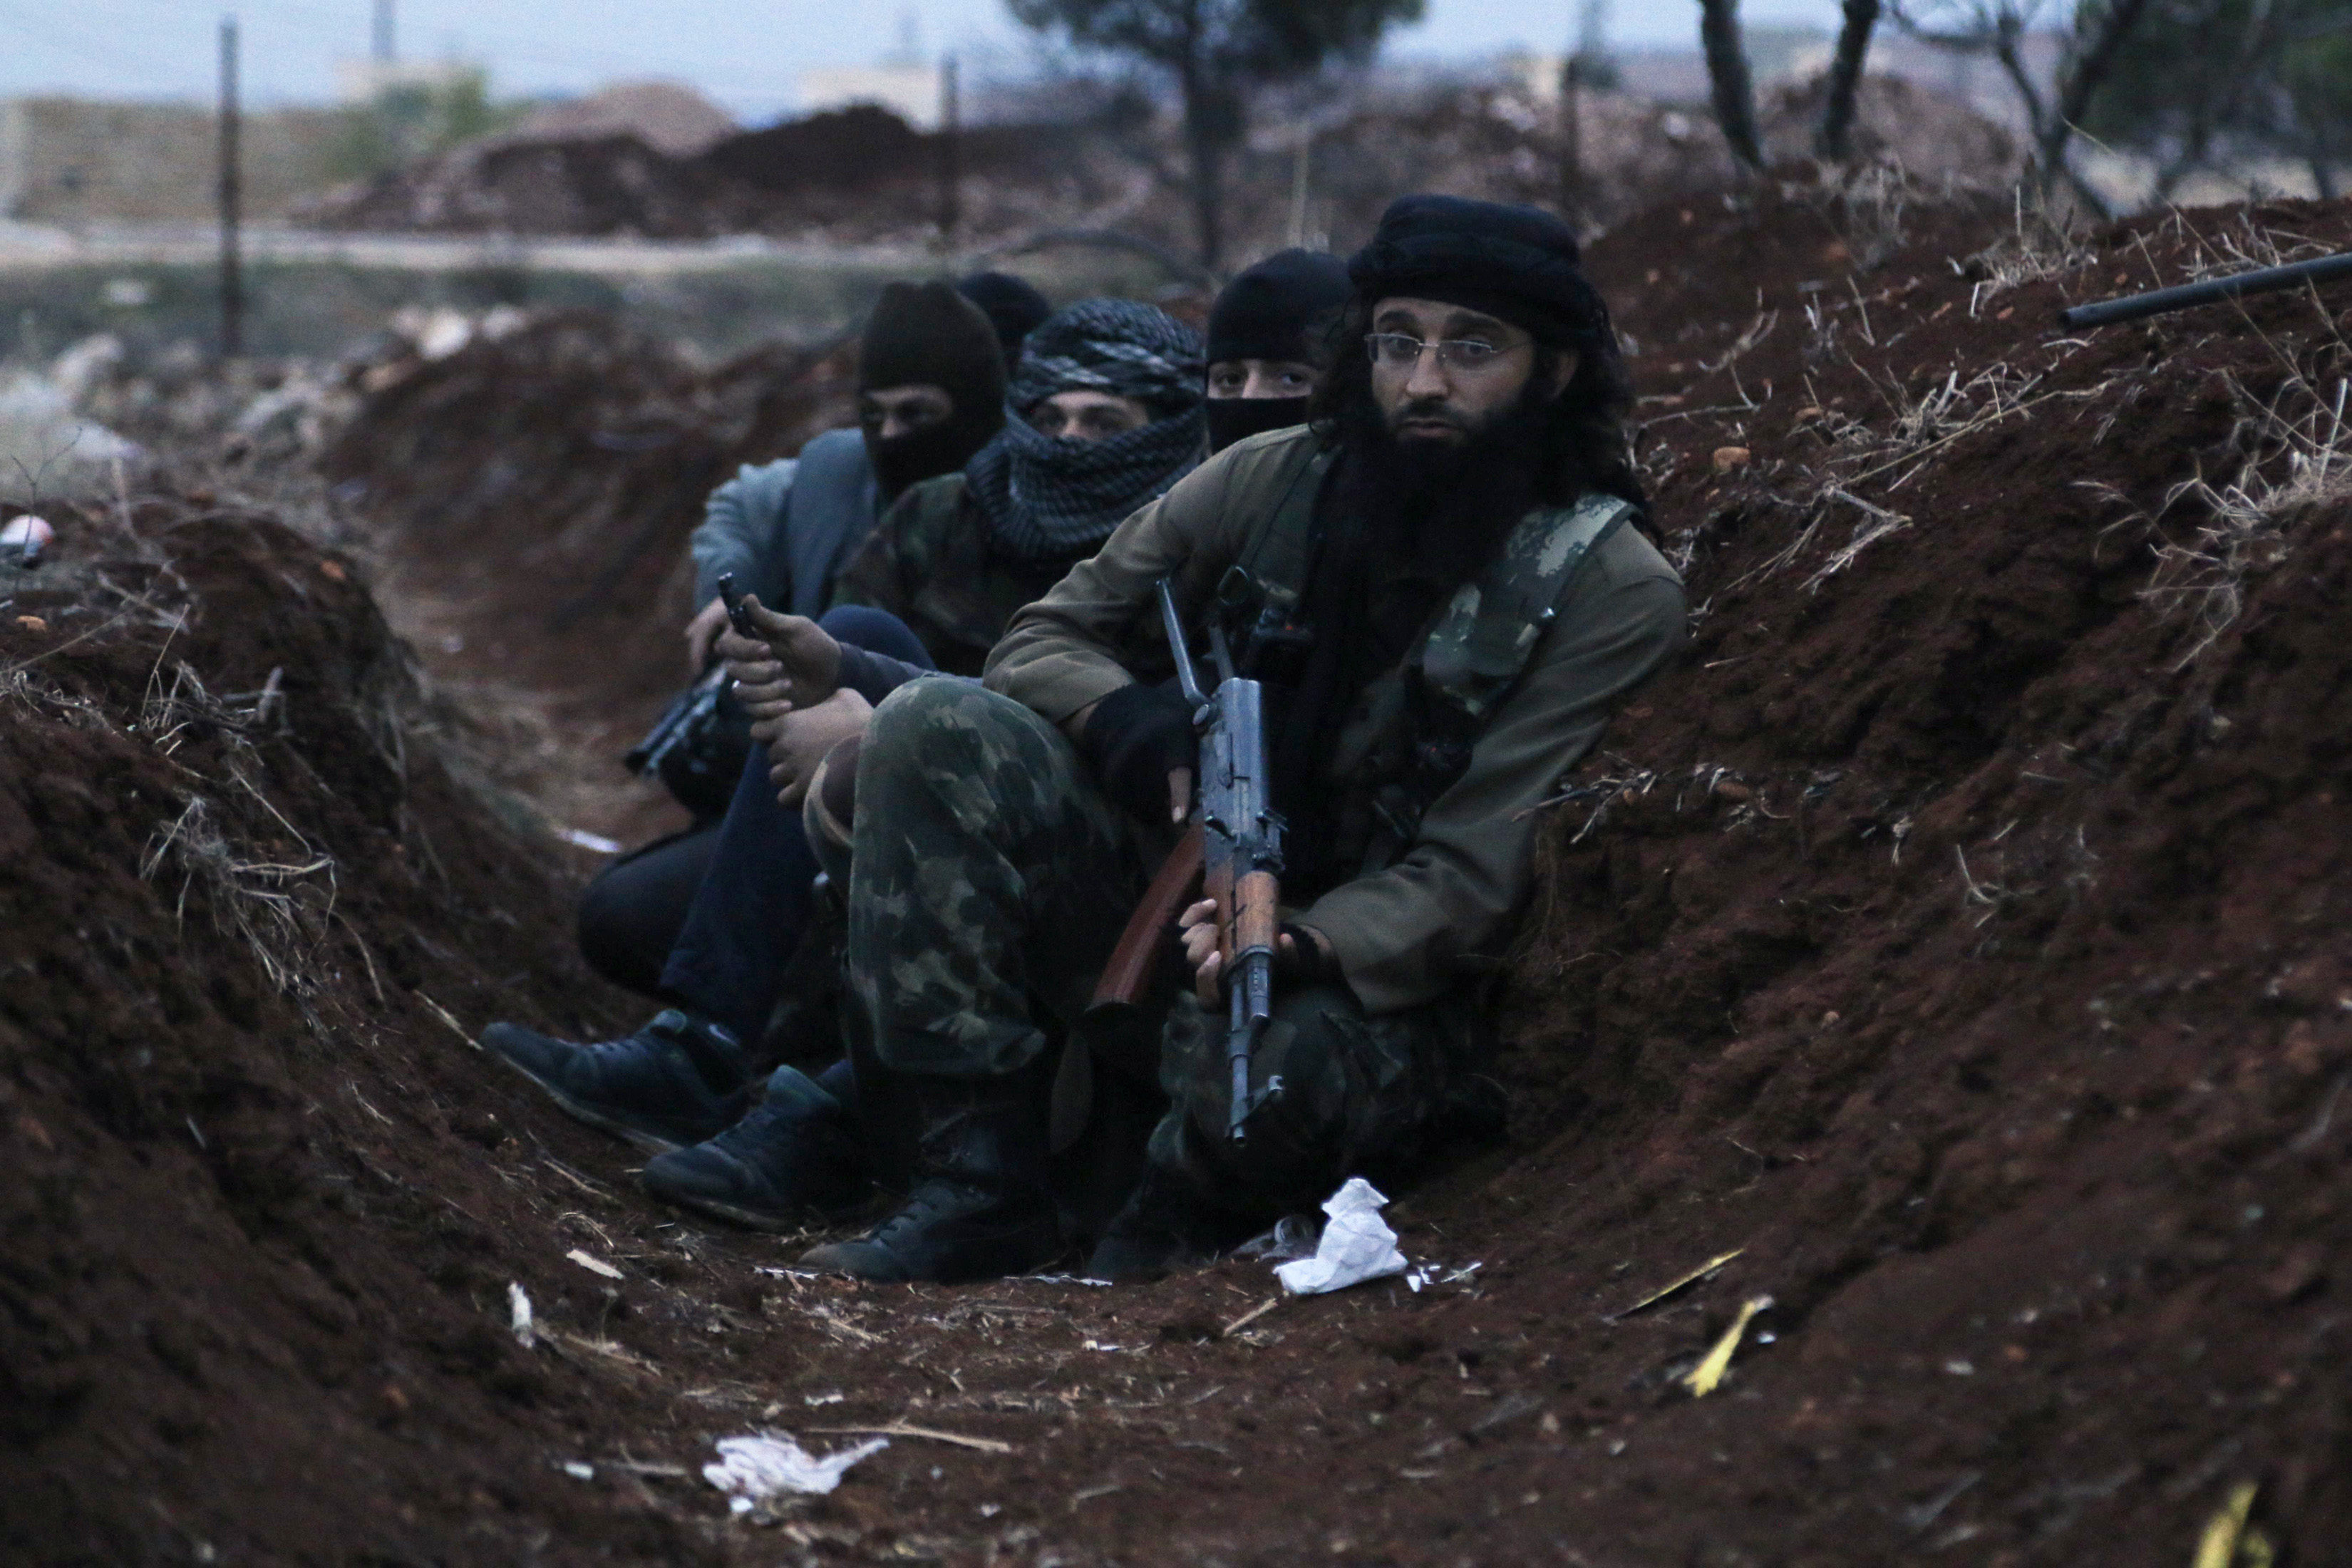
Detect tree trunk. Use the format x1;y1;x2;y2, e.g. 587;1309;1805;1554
1175;2;1224;271
1815;0;1881;161
1698;0;1765;173
1559;56;1585;226
2036;0;2157;197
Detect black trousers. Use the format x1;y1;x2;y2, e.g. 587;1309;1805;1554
576;606;933;1043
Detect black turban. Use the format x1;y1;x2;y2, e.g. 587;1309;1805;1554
1347;194;1610;349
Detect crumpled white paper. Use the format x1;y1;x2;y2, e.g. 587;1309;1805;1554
702;1433;889;1511
506;1281;535;1348
1274;1177;1409;1295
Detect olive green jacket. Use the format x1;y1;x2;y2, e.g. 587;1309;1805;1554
983;425;1687;1014
832;473;1083;678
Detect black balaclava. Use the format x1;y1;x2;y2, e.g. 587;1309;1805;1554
955;270;1053;367
1204;247;1352;453
859;281;1006;501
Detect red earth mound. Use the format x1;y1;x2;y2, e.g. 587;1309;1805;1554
0;487;679;1559
9;179;2352;1566
321;311;857;844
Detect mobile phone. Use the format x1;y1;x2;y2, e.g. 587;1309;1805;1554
716;572;758;638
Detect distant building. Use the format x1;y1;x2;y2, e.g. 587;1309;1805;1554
334;57;481;105
506;82;737;159
0;98;346;225
797;65;946;132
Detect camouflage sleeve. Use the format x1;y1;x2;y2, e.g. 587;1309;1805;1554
1304;527;1688;1013
984;428;1315;725
829;482;929;619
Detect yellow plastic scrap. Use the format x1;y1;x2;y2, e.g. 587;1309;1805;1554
2191;1482;2258;1568
1609;1249;1745;1321
1681;1295;1773;1398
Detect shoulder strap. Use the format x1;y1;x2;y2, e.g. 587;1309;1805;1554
1418;492;1634;721
1231;444;1337;612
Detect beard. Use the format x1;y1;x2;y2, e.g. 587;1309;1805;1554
1333;378;1557;592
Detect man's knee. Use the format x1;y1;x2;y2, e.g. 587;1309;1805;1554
864;679;1053;776
861;679;1092;844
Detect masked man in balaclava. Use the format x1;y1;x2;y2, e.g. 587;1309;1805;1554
485;282;1008;1137
485;299;1211;1236
574;279;1012;1001
1202;247;1352;454
736;197;1688;1284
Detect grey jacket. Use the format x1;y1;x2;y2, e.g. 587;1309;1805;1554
689;427;880;618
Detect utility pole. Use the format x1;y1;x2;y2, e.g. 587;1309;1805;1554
218;14;243;359
1560;0;1610;227
373;0;396;63
1286;131;1311;248
936;53;961;249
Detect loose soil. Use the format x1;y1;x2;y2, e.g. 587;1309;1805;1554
319;312;857;847
7;178;2352;1565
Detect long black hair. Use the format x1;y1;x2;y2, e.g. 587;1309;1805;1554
1305;297;1646;513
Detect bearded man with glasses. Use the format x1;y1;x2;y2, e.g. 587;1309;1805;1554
730;195;1688;1286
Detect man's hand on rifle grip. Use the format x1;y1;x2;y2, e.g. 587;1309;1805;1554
1177;899;1325;1007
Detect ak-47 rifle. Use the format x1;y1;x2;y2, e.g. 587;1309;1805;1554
1160;577;1287;1140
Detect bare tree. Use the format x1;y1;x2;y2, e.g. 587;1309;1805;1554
1894;0;2159;213
2082;0;2352;203
1815;0;1884;160
1008;0;1423;268
1698;0;1765;172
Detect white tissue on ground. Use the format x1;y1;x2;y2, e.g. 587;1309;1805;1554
703;1433;889;1510
507;1281;535;1347
1274;1177;1410;1295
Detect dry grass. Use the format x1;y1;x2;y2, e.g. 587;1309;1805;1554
140;782;336;995
1961;187;2098;309
2145;368;2352;666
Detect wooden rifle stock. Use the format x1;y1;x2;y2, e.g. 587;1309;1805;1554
1086;825;1203;1012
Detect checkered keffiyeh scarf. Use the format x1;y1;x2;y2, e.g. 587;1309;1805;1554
970;299;1206;560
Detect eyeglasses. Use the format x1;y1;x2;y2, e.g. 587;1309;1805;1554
1365;333;1515;371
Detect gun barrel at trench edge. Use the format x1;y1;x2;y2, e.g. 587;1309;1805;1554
2058;249;2352;331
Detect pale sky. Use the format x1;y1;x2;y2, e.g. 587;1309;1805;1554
0;0;1854;122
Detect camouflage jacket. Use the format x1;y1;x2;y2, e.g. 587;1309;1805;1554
831;473;1085;678
984;425;1688;1013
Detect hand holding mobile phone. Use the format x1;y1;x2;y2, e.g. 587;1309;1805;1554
716;572;760;639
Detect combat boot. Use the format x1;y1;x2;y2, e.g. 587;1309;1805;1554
798;1074;1061;1284
480;1009;749;1153
639;1062;870;1231
1085;1158;1248;1282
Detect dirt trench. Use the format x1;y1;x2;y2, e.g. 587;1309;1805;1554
6;180;2352;1565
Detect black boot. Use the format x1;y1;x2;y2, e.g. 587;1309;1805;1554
480;1009;749;1153
1085;1158;1248;1282
639;1062;869;1231
798;1074;1061;1284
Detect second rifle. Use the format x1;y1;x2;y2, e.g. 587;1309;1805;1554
1157;577;1286;1141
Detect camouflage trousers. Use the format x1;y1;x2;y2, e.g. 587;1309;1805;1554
842;679;1495;1217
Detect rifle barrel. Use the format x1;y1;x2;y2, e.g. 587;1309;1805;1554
1156;578;1207;707
2058;251;2352;330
